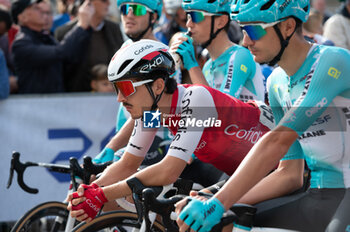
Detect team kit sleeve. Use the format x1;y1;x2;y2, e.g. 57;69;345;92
280;47;350;135
167;86;219;163
125;119;157;157
267;71;304;160
220;47;256;98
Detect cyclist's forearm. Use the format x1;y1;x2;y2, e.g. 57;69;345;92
134;157;187;186
100;167;172;202
106;118;134;151
94;153;143;186
237;159;304;205
101;156;187;201
188;67;209;86
93;162;136;187
214;127;298;210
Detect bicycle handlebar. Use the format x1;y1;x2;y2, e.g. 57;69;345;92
140;186;257;232
142;188;185;232
7;151;112;194
7;152;42;194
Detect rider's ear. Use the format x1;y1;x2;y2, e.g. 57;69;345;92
153;78;165;95
280;18;296;38
216;15;229;30
151;13;157;24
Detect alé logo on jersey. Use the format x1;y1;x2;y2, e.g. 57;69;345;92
328;67;341;79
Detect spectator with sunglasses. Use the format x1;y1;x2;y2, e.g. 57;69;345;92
176;0;350;231
67;40;275;223
170;0;266;103
55;0;124;92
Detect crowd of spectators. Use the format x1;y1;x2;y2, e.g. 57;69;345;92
0;0;349;99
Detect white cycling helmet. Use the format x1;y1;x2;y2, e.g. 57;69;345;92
108;40;175;82
108;40;176;111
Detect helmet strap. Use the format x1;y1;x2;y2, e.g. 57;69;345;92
128;13;154;42
267;24;296;66
201;16;225;49
145;81;165;111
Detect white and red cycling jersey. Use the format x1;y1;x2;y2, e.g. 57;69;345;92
126;84;274;175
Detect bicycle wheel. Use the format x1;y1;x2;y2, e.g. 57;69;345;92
10;201;69;232
72;211;165;232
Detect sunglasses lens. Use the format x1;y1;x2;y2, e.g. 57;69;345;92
120;4;128;15
114;80;135;97
187;11;205;23
132;4;147;16
242;25;267;40
120;4;147;16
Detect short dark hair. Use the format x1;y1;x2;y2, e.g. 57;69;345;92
148;70;177;94
164;77;177;94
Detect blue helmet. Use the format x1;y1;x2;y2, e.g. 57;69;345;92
231;0;310;23
182;0;232;15
117;0;163;19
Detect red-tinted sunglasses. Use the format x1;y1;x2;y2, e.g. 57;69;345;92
113;79;154;97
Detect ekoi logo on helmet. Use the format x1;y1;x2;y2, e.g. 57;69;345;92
140;56;165;73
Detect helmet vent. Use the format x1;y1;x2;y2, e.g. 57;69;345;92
243;0;250;3
303;5;309;12
208;0;216;3
117;59;133;75
260;0;275;10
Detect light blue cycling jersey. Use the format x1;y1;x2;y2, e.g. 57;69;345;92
203;45;265;102
267;44;350;189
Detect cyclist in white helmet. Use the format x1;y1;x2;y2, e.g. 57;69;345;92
94;0;228;191
67;40;276;223
170;0;266;102
176;0;350;231
93;0;168;166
